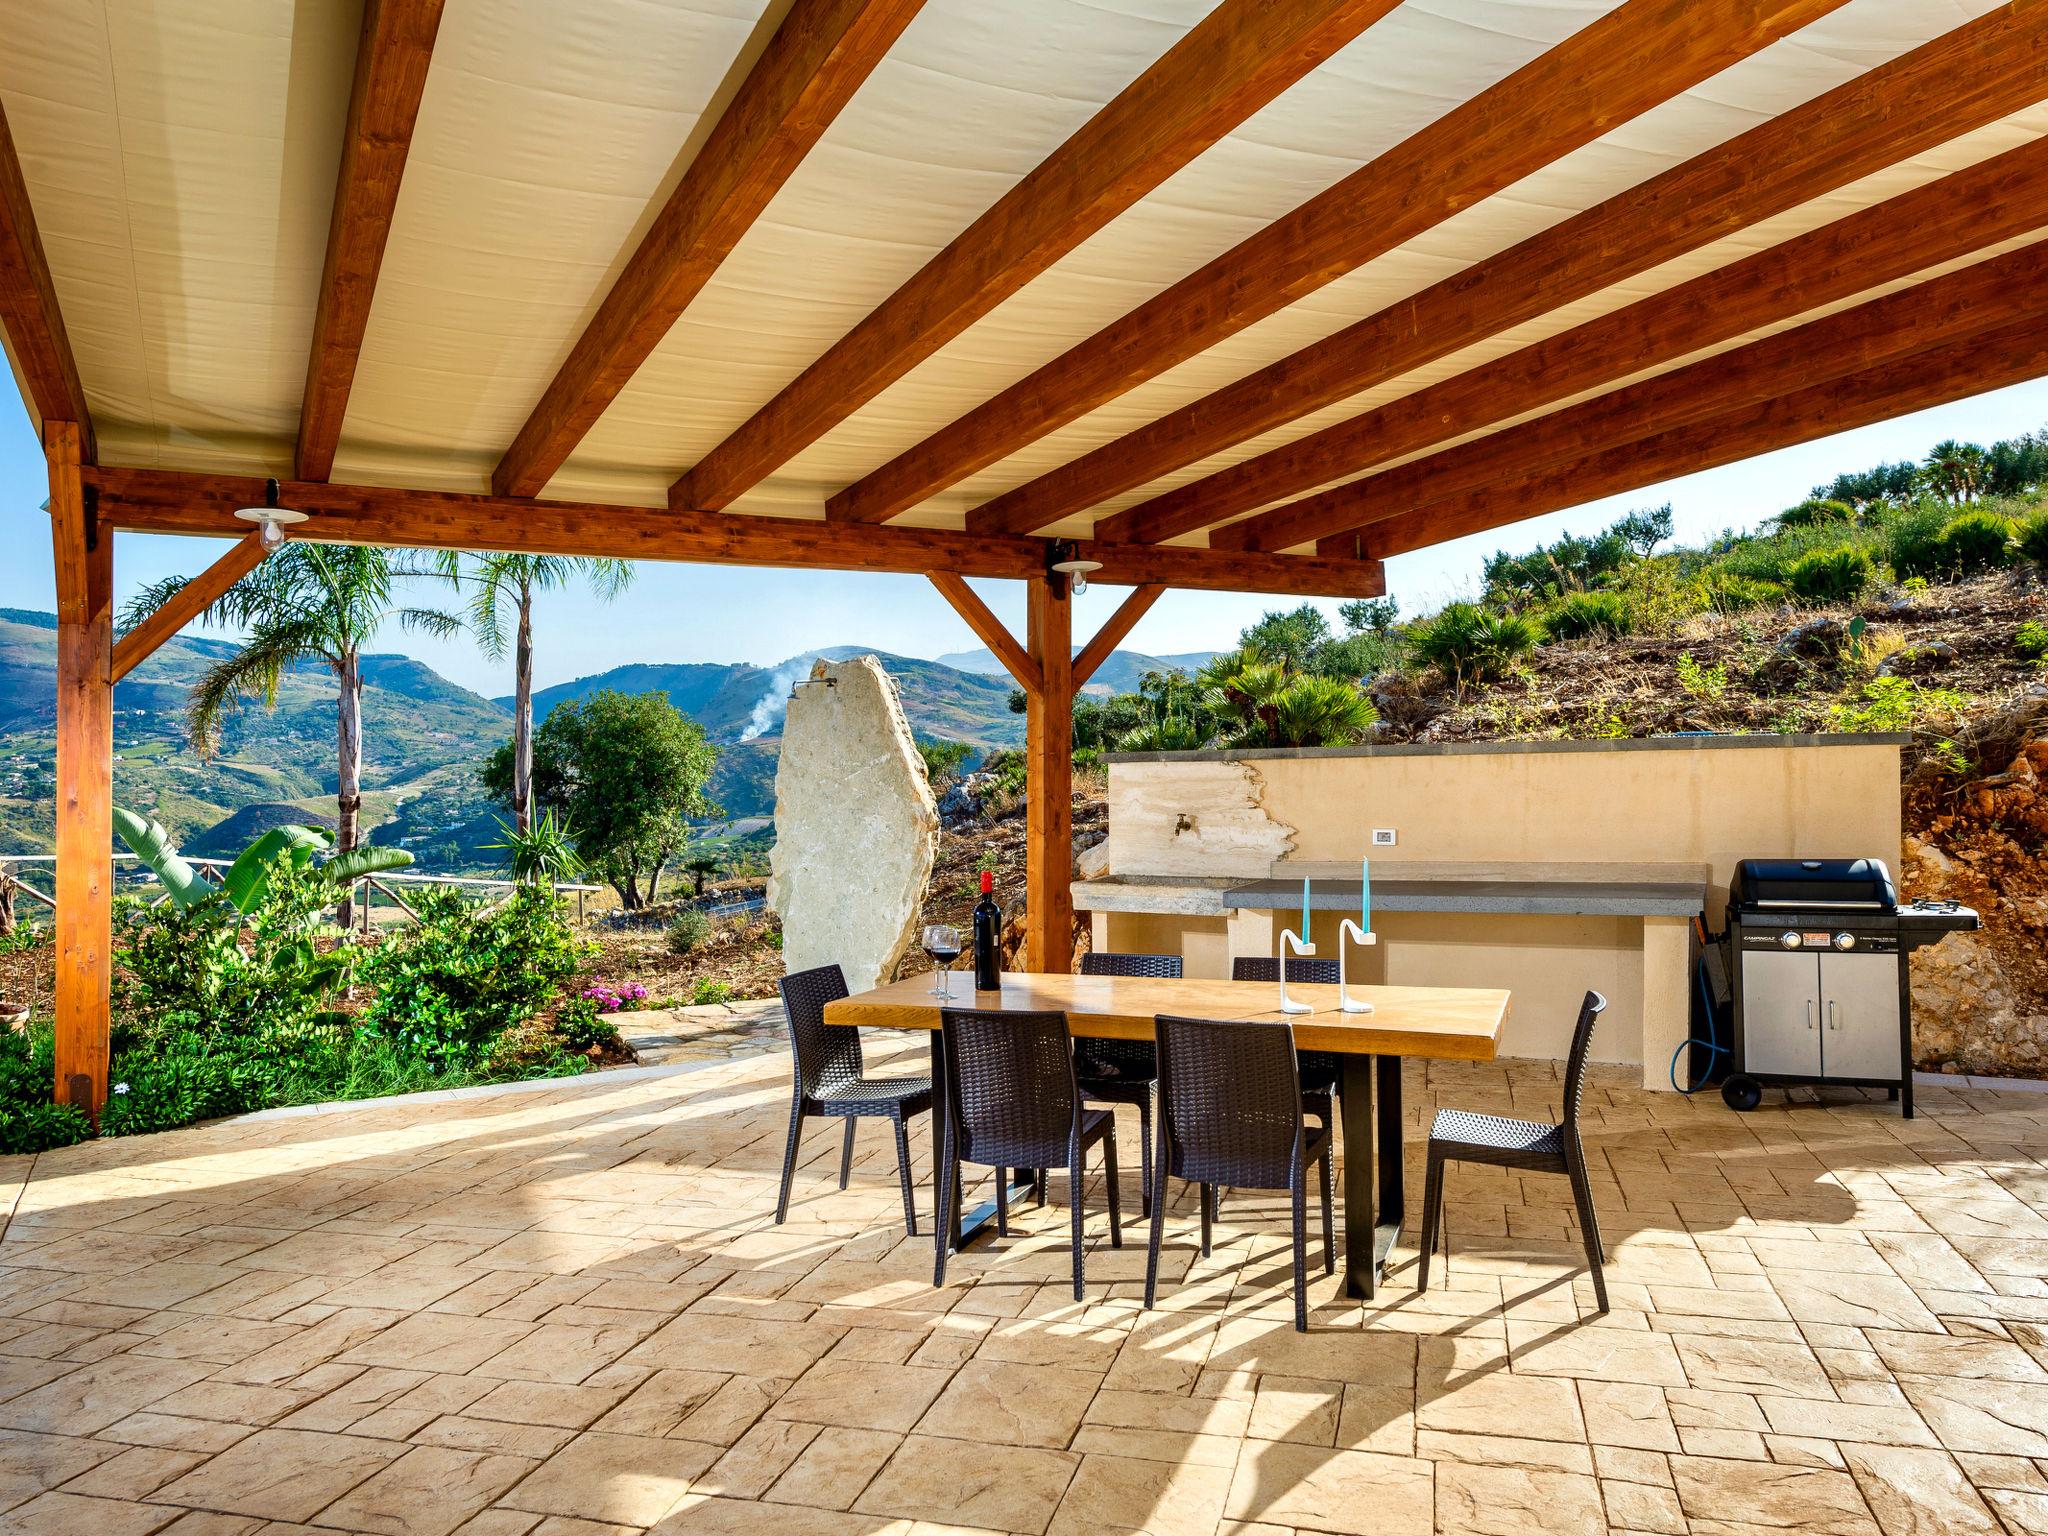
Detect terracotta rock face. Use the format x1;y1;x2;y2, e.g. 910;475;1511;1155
769;656;940;994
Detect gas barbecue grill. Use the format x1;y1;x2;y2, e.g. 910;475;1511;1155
1721;858;1977;1118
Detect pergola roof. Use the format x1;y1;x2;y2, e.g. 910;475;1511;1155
3;0;2045;596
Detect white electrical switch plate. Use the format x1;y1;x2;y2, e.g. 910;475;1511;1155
1372;828;1397;846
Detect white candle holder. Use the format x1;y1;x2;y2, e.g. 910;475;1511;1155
1338;918;1377;1013
1278;928;1317;1015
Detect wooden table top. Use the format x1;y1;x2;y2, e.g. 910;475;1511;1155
825;971;1510;1062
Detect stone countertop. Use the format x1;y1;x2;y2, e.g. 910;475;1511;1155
1074;874;1707;919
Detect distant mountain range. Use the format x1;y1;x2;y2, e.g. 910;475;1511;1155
935;646;1217;695
0;611;1187;869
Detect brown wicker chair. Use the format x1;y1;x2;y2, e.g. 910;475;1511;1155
1075;951;1181;1218
775;964;931;1234
934;1007;1122;1299
1146;1014;1333;1331
1419;990;1608;1311
1231;955;1342;1117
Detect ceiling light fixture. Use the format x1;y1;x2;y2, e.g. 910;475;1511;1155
233;478;308;549
1049;542;1103;596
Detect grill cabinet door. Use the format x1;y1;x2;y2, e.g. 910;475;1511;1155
1741;950;1822;1077
1818;952;1903;1081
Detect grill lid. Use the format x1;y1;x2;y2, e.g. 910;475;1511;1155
1729;858;1897;912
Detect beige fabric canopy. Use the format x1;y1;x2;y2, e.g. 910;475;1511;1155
4;0;2040;539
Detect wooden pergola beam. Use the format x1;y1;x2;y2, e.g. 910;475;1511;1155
110;533;270;685
493;0;927;499
296;0;447;483
1138;137;2048;549
837;0;1855;529
928;572;1040;692
84;467;1388;598
1337;313;2048;561
1227;244;2048;555
669;0;1406;513
0;102;93;460
1072;583;1165;691
1051;4;2048;546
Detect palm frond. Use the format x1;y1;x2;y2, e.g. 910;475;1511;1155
395;606;464;640
118;576;193;635
186;617;330;756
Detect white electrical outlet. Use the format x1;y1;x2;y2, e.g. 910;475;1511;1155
1372;828;1397;846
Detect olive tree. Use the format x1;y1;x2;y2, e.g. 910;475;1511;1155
485;689;717;909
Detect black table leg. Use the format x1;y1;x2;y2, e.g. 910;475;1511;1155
1375;1054;1405;1279
1339;1054;1406;1299
928;1026;1040;1260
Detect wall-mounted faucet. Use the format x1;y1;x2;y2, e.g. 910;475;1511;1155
1278;927;1316;1015
1338;918;1376;1013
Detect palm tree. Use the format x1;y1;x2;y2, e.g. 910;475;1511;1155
1922;440;1987;505
440;554;633;832
123;544;459;856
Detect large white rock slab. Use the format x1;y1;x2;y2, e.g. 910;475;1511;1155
769;656;940;993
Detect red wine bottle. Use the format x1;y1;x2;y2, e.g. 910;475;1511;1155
972;870;1003;991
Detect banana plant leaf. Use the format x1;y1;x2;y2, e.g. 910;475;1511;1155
320;845;414;888
221;825;330;914
111;806;213;908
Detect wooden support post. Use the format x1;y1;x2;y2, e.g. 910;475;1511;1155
1025;575;1074;974
47;420;112;1117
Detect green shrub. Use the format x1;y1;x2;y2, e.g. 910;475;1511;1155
2017;620;2048;661
691;978;735;1007
1830;676;1968;734
1882;502;1954;580
1786;545;1873;603
1541;591;1634;641
359;886;579;1070
666;906;712;956
1676;654;1728;703
1697;571;1785;612
0;1024;91;1154
1408;604;1538;687
553;996;622;1053
2015;509;2048;571
1934;510;2016;576
1261;675;1378;748
1776;498;1855;527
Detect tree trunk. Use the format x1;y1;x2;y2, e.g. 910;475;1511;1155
513;588;534;833
618;869;640;910
0;866;16;938
336;653;363;853
646;862;663;905
336;653;363;926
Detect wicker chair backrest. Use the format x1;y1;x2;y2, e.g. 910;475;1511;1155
1232;954;1340;987
778;964;862;1099
940;1007;1081;1168
1080;952;1184;979
1561;990;1607;1129
1155;1013;1304;1190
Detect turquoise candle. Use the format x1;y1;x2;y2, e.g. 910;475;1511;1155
1361;857;1372;934
1301;878;1311;942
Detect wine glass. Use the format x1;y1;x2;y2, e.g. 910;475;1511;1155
922;924;963;1000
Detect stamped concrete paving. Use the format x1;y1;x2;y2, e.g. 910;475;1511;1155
1;1039;2046;1535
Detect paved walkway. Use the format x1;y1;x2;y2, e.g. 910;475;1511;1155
0;1041;2045;1535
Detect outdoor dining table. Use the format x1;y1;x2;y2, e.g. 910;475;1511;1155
824;971;1511;1299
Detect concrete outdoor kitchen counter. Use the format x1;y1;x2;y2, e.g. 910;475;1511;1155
1071;874;1707;919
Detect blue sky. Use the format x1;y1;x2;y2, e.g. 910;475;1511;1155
5;378;2046;698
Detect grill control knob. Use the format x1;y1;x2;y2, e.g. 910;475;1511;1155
1779;932;1803;950
1834;932;1857;951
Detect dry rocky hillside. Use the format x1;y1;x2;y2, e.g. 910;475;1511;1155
1388;572;2048;1078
